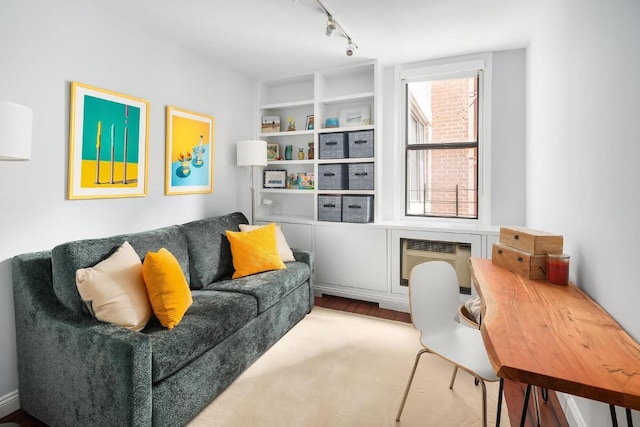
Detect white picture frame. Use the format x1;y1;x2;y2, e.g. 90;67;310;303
339;105;371;127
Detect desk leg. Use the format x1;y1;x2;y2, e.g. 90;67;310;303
520;384;532;427
496;378;504;426
610;405;619;427
627;408;634;427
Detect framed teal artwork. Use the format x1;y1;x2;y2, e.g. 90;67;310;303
68;81;149;199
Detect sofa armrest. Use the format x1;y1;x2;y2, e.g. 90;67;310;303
12;252;152;427
291;249;314;311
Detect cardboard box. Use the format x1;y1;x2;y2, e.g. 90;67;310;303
499;226;563;255
492;242;547;280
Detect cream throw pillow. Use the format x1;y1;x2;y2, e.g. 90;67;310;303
76;241;152;332
239;223;296;262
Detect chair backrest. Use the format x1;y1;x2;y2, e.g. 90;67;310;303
409;261;460;336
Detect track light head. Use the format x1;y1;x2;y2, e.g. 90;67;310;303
346;38;356;56
326;15;336;37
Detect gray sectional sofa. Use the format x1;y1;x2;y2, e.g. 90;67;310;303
12;212;314;426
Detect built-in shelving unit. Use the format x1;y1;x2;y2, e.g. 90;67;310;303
256;60;378;223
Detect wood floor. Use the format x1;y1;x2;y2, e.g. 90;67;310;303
0;294;569;427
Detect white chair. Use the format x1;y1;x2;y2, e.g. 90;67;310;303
396;261;504;427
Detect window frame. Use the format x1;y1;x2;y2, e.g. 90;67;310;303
396;55;492;224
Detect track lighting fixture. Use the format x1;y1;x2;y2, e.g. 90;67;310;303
313;0;358;56
346;38;356;56
326;15;336;37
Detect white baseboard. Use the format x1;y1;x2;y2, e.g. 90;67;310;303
558;393;587;427
0;390;19;419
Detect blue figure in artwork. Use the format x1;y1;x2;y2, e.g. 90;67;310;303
192;134;206;168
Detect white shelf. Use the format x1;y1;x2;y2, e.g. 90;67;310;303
317;125;374;134
317;190;375;195
267;159;314;166
317;157;374;164
260;130;314;138
319;92;374;104
261;188;315;194
259;99;314;110
256;61;378;223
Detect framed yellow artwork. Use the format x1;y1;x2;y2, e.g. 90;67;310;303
68;82;150;199
165;106;215;195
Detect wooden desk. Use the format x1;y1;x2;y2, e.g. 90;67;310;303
470;258;640;413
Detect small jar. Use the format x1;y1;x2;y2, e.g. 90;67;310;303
547;253;570;285
308;142;314;160
297;148;305;160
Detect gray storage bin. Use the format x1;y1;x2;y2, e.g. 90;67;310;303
319;133;348;159
347;163;374;190
318;164;348;190
347;130;374;158
342;195;374;223
318;195;343;222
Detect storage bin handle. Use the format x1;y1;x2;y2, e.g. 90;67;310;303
355;172;368;176
354;140;366;144
348;205;361;209
323;204;336;208
323;172;336;177
325;141;337;146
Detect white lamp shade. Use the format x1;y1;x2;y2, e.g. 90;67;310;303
0;101;32;160
236;140;267;166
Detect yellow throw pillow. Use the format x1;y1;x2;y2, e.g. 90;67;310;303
142;248;192;329
239;223;296;262
226;222;286;279
75;241;152;332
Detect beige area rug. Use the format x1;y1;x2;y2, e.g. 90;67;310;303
188;307;508;427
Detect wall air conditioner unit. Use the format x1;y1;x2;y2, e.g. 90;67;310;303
400;239;472;293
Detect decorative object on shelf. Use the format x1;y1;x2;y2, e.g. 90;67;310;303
237;140;268;224
263;169;287;188
306;0;358;57
325;117;339;128
297;148;305;160
261;116;280;133
267;143;279;161
165;105;215;195
298;172;314;189
287;116;296;132
305;115;314;130
286;173;297;189
68;82;149;200
284;144;293;160
0;100;32;160
339;105;371;127
308;142;314;159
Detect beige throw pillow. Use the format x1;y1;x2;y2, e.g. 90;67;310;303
239;223;296;262
76;241;152;332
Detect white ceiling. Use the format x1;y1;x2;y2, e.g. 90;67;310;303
91;0;547;80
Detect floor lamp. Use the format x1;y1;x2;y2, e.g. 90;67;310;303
237;140;267;224
0;100;33;160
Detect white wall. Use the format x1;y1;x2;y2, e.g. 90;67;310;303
0;0;256;403
526;1;640;425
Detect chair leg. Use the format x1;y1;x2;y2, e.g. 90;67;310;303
478;377;488;427
449;365;459;389
396;348;428;422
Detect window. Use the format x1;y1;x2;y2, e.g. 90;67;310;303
404;72;480;219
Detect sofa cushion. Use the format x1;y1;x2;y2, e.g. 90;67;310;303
204;261;310;313
144;290;258;383
180;212;248;289
239;223;296;262
142;248;193;329
52;225;190;316
75;241;152;332
226;223;286;279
